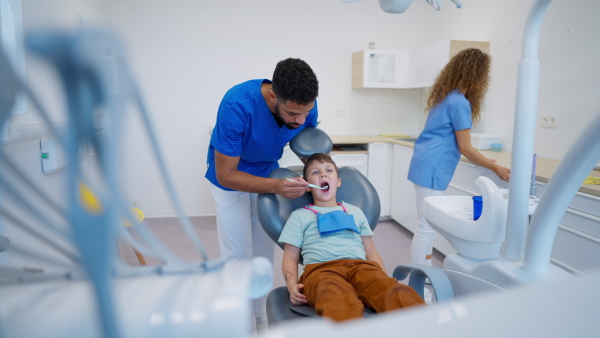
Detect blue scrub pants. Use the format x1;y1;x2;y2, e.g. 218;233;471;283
410;183;444;265
210;184;275;330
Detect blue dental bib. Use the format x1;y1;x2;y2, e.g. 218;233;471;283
304;203;360;236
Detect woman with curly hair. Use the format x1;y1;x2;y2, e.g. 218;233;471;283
407;48;510;284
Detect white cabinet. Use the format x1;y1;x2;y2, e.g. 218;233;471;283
352;50;409;88
390;145;417;230
352;40;490;89
536;182;600;274
367;143;393;218
331;152;368;178
447;161;509;196
409;40;490;88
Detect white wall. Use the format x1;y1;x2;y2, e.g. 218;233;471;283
110;0;599;217
109;0;430;217
7;0;598;220
419;0;600;159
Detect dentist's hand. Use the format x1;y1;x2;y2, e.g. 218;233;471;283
289;283;307;306
276;177;309;199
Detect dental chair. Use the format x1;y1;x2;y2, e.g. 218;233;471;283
257;131;454;325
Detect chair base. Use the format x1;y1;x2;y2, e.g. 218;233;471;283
266;287;306;324
266;286;376;325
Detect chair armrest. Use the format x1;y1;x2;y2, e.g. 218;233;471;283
393;264;454;304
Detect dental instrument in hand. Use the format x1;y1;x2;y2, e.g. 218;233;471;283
286;177;326;190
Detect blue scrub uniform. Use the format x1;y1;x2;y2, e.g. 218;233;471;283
407;89;472;191
206;79;318;190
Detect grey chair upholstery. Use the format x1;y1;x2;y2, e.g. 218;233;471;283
257;166;381;323
258;166;381;250
289;127;333;159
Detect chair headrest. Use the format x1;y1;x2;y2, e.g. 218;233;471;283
289;127;333;159
257;166;380;251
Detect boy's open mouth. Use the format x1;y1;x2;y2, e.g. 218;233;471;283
321;182;330;191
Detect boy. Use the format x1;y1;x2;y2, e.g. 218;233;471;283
279;153;424;322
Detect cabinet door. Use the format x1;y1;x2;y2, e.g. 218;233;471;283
352;50;409;88
390;145;417;232
448;161;508;196
330;153;368;177
408;40;490;88
367;143;392;218
537;181;600;274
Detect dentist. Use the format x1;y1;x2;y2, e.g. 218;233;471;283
205;58;319;331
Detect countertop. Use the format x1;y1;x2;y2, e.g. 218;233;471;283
330;135;600;198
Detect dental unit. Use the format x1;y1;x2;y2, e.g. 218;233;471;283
0;0;599;336
0;29;273;337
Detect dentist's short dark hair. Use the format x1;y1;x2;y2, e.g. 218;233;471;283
272;58;319;105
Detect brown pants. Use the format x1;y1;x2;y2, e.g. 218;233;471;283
299;259;425;322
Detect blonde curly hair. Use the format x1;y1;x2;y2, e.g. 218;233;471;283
426;48;490;123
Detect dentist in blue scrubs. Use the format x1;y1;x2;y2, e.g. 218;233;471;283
205;58;318;331
407;49;510;284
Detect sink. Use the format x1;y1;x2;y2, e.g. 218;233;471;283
422;176;507;260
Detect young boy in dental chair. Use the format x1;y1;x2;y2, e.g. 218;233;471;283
279;153;424;322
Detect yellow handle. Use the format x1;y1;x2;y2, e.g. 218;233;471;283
79;182;145;226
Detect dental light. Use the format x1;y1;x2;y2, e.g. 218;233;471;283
341;0;462;13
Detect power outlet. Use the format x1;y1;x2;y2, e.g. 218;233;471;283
334;108;347;116
541;115;558;128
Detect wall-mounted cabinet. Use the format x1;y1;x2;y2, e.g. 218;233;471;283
352;50;408;88
352;40;490;89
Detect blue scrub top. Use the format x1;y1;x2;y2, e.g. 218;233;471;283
408;89;472;190
206;79;318;191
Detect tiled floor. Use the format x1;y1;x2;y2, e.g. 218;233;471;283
119;216;444;289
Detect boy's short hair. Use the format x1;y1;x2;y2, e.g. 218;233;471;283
303;152;338;180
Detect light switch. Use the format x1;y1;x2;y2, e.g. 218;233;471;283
40;137;67;174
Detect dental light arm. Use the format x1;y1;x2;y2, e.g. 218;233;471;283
341;0;462;13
